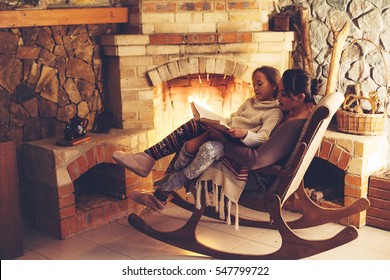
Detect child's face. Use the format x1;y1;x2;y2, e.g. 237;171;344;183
252;71;277;101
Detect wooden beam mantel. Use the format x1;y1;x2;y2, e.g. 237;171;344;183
0;7;129;28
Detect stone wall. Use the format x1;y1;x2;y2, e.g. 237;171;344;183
0;25;116;147
279;0;390;167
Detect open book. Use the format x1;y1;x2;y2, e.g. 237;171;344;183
190;101;231;132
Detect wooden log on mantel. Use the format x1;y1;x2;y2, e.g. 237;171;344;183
325;19;350;95
298;7;314;77
0;7;129;28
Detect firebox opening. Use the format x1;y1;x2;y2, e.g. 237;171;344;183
160;73;253;132
304;158;345;206
74;163;126;211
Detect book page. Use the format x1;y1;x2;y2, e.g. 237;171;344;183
190;102;231;132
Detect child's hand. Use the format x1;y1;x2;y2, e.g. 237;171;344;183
226;128;248;138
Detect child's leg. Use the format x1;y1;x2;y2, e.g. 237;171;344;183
145;119;207;160
113;119;207;177
183;132;212;154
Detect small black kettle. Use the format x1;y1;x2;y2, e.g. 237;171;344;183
64;115;89;141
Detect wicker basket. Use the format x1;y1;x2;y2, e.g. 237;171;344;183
336;38;388;136
336;109;385;136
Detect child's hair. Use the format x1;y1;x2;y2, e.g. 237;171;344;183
281;68;322;103
252;66;281;98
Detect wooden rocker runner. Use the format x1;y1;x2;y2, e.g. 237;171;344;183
128;92;370;259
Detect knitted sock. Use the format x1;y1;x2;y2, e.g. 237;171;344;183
144;119;207;160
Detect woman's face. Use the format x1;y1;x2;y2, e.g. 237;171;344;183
252;71;277;101
277;80;301;112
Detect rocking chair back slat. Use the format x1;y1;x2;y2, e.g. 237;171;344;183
271;92;345;205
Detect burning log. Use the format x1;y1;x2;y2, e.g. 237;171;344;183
310;187;338;202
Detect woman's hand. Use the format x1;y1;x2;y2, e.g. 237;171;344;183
225;127;248;139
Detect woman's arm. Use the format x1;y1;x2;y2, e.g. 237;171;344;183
223;119;306;170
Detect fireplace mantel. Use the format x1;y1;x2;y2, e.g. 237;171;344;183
0;7;128;28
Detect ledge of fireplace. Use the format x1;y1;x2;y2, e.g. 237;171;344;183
0;7;128;28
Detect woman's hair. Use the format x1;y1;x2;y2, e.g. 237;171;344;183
282;68;322;103
252;66;281;98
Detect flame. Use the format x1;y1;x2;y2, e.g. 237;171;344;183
188;95;212;110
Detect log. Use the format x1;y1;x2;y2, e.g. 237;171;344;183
325;19;350;95
298;7;314;77
0;7;129;28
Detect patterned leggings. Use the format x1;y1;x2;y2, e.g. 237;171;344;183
144;118;207;160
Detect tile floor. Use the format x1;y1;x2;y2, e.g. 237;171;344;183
16;201;390;260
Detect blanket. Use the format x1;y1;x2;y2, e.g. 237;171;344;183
195;156;249;230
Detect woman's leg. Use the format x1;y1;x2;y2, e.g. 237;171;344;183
131;141;224;209
172;132;212;171
160;141;225;192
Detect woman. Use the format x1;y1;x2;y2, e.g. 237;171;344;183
126;68;321;211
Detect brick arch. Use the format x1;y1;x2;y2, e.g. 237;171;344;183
317;140;352;171
66;143;117;182
147;56;255;86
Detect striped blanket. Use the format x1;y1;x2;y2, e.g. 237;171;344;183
195;156;250;230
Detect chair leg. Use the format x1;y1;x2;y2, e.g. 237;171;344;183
287;182;370;229
129;191;359;259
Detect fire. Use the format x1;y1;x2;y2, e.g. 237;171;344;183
188;95;212;111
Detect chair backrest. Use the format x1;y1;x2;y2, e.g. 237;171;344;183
271;92;344;205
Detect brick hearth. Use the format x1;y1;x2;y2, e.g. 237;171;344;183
22;129;171;239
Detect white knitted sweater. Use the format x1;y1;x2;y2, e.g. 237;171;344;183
225;98;283;147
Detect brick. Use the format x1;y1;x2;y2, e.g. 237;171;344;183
85;147;97;169
227;2;258;10
88;208;104;228
59;205;76;219
104;144;115;163
69;216;78;236
187;33;217;44
102;205;114;224
60;218;71;239
338;150;352;171
319;140;332;160
76;155;88;175
178;2;212;11
57;183;74;197
96;144;105;163
218;32;252;43
344;184;368;198
150;34;186;45
329;145;342;166
77;211;88;232
59;194;75;208
143;3;176;13
67;161;80;181
345;174;364;187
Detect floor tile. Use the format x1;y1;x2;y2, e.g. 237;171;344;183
14;204;390;260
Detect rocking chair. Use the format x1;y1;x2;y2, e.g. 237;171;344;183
128;91;370;259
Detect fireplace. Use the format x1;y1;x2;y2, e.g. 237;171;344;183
284;126;388;227
10;0;296;239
